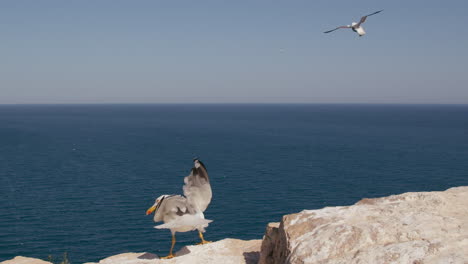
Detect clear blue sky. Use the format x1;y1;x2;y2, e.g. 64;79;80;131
1;0;467;104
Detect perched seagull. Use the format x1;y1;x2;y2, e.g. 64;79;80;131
324;10;384;36
146;158;212;259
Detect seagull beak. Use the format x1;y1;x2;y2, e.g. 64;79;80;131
146;205;156;215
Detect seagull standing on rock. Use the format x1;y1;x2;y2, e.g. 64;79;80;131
324;10;384;37
146;158;212;259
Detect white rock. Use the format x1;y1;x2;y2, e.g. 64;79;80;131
260;186;468;264
84;238;261;264
0;256;53;264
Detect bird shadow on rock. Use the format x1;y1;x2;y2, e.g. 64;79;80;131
175;246;191;257
244;251;260;264
138;252;159;260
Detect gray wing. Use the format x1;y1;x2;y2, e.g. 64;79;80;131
183;160;212;213
358;10;384;26
324;26;350;34
154;195;193;223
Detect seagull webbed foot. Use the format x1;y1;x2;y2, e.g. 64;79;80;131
197;231;211;245
160;254;175;259
196;240;212;245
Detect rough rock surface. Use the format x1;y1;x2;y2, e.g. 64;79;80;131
0;256;52;264
6;187;468;264
259;186;468;264
84;238;261;264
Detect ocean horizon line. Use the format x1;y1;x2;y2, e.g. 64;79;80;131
0;102;467;107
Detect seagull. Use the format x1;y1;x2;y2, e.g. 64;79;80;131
324;10;384;36
146;158;212;259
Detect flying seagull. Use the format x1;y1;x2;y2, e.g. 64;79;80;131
146;158;212;259
324;10;384;36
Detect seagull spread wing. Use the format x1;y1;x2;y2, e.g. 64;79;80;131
358;10;384;26
154;195;191;222
183;160;212;213
324;25;350;34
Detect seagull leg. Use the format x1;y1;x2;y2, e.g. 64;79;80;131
160;234;176;259
197;231;211;245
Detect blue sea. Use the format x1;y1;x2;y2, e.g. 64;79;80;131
1;104;467;263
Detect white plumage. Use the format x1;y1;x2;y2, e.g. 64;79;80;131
146;158;212;259
324;10;383;37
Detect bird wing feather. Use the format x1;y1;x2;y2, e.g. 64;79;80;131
358;10;384;26
183;162;212;213
324;26;350;34
358;15;368;25
154;195;192;222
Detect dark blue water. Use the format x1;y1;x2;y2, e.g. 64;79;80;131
1;104;467;263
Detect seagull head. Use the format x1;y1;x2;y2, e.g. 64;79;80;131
146;195;169;215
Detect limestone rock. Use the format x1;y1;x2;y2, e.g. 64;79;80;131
259;222;281;264
84;238;261;264
260;186;468;264
0;256;53;264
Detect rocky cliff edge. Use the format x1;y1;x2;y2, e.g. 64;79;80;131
3;186;467;264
